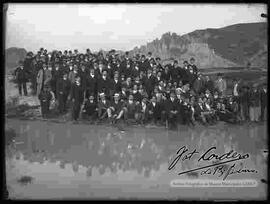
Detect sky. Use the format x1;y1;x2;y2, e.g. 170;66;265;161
5;3;267;52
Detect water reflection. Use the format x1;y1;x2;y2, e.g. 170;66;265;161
5;119;268;198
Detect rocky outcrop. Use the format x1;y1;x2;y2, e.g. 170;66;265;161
130;22;267;69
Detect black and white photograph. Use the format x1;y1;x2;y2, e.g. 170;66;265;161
4;3;268;200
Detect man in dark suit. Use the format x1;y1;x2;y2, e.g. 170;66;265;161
15;60;29;96
78;64;89;93
97;69;111;98
85;68;97;99
165;92;179;129
189;57;198;84
110;72;122;96
182;60;190;85
155;57;163;71
142;69;156;99
69;76;84;121
56;72;71;114
161;65;171;82
51;63;62;99
170;60;180;84
147;96;163;125
239;86;250;121
38;84;53;118
260;84;267;121
139;55;150;74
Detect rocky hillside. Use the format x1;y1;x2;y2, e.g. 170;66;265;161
130;22;267;69
5;47;27;70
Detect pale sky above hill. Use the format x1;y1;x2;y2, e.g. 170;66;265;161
5;3;267;52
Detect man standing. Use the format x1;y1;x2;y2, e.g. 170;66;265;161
165;92;179;129
56;72;71;114
215;73;227;97
38;85;53;118
15;60;28;96
69;76;84;122
260;83;267;121
36;63;46;96
85;68;97;99
189;57;198;83
97;69;111;97
239;86;250;121
203;75;215;94
249;85;261;122
170;60;180;84
232;78;241;103
111;71;122;91
142;69;156;99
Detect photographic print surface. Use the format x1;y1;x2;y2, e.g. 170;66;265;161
4;3;268;200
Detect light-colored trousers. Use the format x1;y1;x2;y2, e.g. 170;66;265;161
249;106;260;122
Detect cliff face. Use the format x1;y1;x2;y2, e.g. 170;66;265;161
130;22;267;69
5;47;27;70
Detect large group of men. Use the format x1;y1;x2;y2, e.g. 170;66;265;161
14;48;267;128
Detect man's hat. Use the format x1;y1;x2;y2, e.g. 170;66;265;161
44;84;50;89
114;93;120;97
155;57;161;61
102;68;108;73
217;73;223;76
147;52;152;55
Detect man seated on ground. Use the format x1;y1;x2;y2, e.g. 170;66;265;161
120;86;129;102
226;97;241;123
204;89;213;103
82;95;98;123
146;96;162;125
109;93;125;124
182;97;194;126
194;97;208;125
203;97;217;124
135;97;148;125
216;102;239;124
123;94;138;124
132;84;142;103
97;93;111;121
